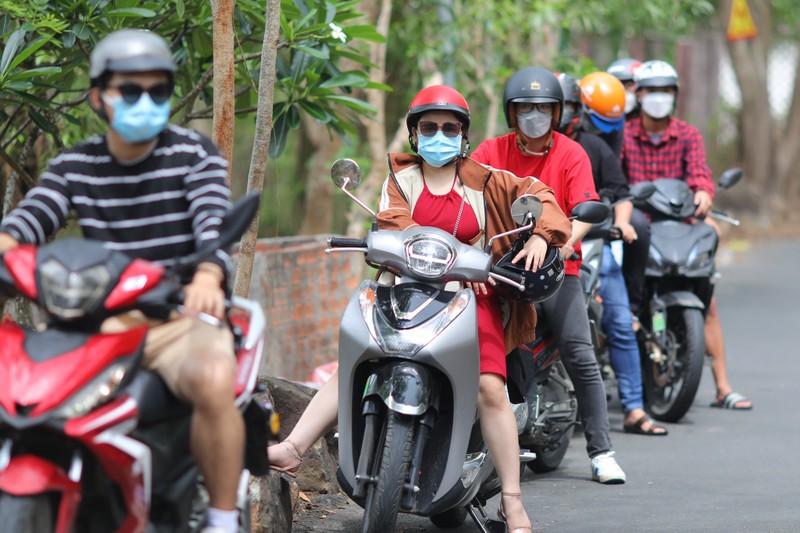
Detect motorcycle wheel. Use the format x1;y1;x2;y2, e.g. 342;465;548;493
0;492;54;532
361;410;415;533
429;506;468;528
643;307;705;423
527;360;577;473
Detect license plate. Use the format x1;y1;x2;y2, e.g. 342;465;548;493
652;311;666;333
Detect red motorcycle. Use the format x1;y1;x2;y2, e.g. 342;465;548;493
0;194;271;533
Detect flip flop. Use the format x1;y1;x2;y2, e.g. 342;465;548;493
623;414;668;436
710;391;752;410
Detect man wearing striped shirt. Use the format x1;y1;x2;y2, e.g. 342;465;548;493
0;30;244;533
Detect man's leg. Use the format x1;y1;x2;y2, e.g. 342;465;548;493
178;349;244;510
706;297;751;408
539;276;612;458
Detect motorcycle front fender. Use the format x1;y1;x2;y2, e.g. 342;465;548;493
0;454;82;531
364;362;432;416
657;291;705;311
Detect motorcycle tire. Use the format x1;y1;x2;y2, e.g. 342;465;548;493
643;307;705;423
0;492;54;532
429;506;468;528
361;410;415;533
527;360;577;473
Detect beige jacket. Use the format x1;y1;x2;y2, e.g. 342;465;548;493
377;153;571;351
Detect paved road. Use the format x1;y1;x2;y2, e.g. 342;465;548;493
292;238;800;532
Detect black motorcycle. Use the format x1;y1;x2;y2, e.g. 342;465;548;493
629;168;742;422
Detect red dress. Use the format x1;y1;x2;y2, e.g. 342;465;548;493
411;171;508;378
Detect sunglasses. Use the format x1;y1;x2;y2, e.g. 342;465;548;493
516;102;554;115
417;121;463;138
107;82;174;105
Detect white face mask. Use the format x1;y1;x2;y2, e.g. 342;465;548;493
624;91;637;114
640;92;674;119
517;109;552;139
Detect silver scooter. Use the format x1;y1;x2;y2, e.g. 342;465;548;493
326;158;547;533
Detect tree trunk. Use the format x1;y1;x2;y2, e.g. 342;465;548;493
774;55;800;206
233;0;281;299
211;0;236;166
721;0;775;214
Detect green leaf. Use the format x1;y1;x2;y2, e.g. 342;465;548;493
0;29;25;76
175;0;185;19
318;71;368;89
269;110;291;159
365;81;392;92
6;66;62;82
5;37;48;74
326;95;376;114
105;8;157;18
294;44;329;60
299;99;334;123
28;108;59;137
335;50;377;69
342;24;385;43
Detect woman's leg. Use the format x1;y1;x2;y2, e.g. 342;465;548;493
268;370;340;470
478;373;530;531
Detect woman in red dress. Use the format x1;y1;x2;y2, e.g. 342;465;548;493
270;86;571;533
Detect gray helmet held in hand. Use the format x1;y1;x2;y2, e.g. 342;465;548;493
90;29;176;83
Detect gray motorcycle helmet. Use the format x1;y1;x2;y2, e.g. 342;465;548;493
90;30;176;86
502;66;564;130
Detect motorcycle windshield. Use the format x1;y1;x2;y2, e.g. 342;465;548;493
650;221;718;270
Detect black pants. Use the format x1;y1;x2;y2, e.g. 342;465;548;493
622;208;650;316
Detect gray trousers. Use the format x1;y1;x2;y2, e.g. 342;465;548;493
539;275;612;458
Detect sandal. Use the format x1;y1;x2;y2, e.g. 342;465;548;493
710;391;752;410
623;414;668;436
267;438;303;477
497;492;532;533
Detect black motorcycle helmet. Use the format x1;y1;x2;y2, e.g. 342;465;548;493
556;73;583;135
503;66;564;131
493;245;565;303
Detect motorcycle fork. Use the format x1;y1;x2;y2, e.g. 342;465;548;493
353;398;382;499
401;408;435;511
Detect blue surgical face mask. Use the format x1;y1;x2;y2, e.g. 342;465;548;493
416;131;463;167
103;93;171;143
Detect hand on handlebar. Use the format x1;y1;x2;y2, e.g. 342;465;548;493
693;190;713;218
560;242;575;261
513;234;548;271
183;269;226;319
615;222;638;243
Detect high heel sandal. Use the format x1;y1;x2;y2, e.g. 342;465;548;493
497;492;532;533
267;438;303;477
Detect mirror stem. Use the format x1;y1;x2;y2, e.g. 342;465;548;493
341;179;377;218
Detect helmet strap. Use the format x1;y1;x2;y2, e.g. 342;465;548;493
516;131;552;157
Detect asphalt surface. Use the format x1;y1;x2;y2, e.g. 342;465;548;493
291;238;800;532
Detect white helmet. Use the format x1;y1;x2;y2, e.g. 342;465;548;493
634;60;679;90
90;30;176;83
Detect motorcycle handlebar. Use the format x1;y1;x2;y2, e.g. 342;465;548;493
489;265;526;291
328;236;368;249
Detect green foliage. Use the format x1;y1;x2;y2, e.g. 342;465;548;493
0;0;383;191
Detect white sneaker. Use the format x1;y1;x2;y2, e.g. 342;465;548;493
201;528;230;533
591;451;626;484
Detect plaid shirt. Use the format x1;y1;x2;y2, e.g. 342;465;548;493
620;116;715;197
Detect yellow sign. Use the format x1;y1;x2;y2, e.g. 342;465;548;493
727;0;758;42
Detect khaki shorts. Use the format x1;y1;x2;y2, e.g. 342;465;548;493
101;312;235;399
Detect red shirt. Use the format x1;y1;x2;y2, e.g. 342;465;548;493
472;132;598;277
620;116;715;197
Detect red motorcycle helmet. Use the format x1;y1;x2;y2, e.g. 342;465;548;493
406;85;471;152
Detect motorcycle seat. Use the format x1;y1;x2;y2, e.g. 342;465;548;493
124;369;192;425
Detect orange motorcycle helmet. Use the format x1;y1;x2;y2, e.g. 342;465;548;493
579;71;626;133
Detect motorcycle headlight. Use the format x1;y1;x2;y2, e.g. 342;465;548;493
647;246;664;270
55;364;129;420
686;248;713;271
404;234;456;279
40;259;111;319
358;282;470;355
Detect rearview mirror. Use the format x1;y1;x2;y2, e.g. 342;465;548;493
718;168;742;190
331;158;362;190
571;201;610;224
510;194;543;226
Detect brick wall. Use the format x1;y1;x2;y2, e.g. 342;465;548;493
236;235;362;382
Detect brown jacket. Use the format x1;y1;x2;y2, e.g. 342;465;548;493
377;153;572;351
